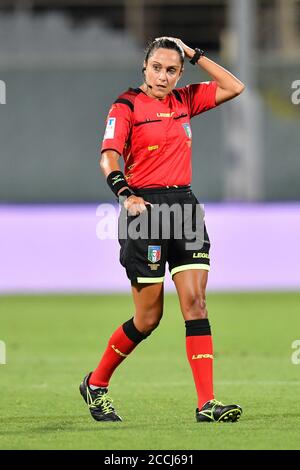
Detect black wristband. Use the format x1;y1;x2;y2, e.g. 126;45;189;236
107;170;131;197
189;48;205;65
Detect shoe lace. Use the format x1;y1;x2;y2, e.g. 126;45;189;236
210;399;224;407
90;391;115;414
198;399;225;420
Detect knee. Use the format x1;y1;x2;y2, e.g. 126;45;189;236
182;292;208;320
134;308;163;335
143;316;161;334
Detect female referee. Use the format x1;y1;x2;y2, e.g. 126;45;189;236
80;37;245;423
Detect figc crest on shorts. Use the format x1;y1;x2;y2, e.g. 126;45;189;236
182;123;192;139
148;245;161;263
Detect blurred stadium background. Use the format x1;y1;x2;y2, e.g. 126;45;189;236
0;0;300;293
1;0;300;451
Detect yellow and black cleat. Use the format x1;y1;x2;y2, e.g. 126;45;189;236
196;399;242;423
79;373;122;422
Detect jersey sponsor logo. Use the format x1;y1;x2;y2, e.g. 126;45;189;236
182;123;192;139
157;112;175;118
104;117;116;139
148;245;161;263
192;354;213;360
193;253;209;259
148;145;159;151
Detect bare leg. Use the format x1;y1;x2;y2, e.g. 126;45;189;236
131;282;164;335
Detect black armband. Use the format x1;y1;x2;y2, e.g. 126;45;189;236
107;170;132;197
189;48;205;65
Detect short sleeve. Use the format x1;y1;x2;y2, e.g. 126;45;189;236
101;103;133;155
184;81;218;118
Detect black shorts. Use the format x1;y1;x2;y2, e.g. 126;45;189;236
118;185;210;284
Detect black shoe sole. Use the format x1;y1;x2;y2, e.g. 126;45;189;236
218;408;242;422
196;407;242;423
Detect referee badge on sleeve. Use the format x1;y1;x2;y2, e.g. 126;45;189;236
104;117;116;139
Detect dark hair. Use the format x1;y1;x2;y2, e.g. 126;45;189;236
144;37;184;68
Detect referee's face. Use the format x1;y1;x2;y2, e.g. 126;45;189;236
144;48;183;99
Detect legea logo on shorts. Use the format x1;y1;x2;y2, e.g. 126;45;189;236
193;253;209;259
0;80;6;104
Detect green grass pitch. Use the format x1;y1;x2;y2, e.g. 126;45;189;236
1;292;300;450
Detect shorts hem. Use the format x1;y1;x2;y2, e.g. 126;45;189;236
170;264;210;277
136;276;165;284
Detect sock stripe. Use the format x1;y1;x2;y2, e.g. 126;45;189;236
122;317;148;343
185;318;211;337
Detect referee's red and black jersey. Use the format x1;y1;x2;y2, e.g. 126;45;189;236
101;82;218;189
